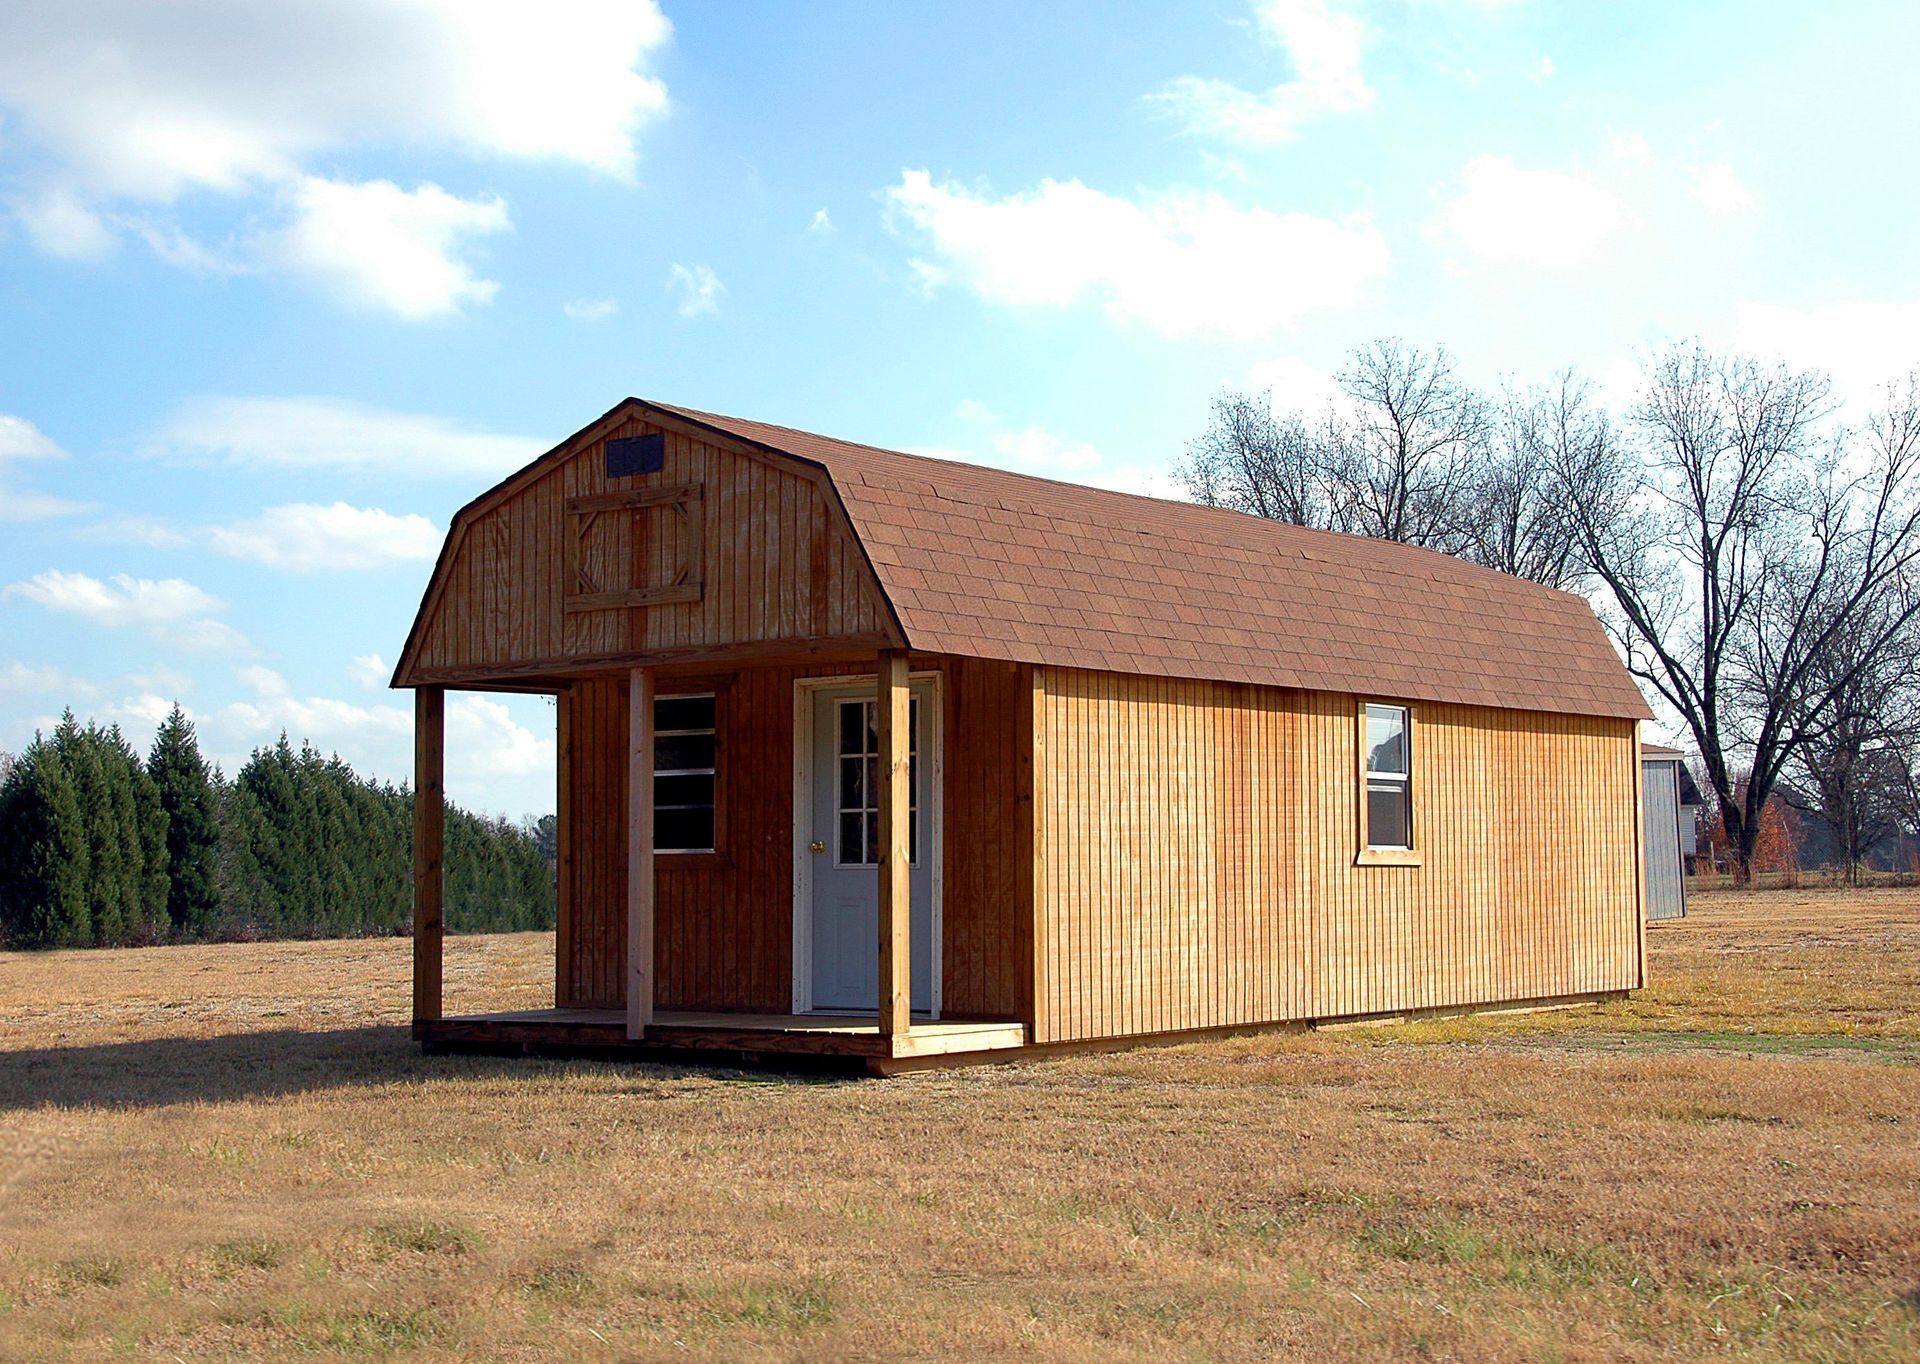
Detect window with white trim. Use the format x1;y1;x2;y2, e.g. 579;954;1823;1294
1363;702;1412;850
654;693;715;853
834;696;919;867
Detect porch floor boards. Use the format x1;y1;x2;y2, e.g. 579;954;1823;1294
415;1008;1027;1062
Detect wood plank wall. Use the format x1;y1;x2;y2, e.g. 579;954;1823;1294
557;656;1031;1020
1032;666;1641;1044
411;416;891;679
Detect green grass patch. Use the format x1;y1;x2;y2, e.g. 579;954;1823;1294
703;1278;835;1333
210;1237;284;1274
368;1220;483;1257
52;1255;122;1291
319;1306;439;1354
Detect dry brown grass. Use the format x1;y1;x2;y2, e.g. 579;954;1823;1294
0;888;1915;1361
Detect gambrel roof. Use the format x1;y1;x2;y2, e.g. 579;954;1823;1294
397;397;1652;720
652;402;1652;719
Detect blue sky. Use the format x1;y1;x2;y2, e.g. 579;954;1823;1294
3;0;1918;817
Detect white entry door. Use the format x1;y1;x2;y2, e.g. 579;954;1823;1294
804;681;937;1014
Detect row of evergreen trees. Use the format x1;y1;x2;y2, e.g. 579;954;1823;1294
0;707;554;949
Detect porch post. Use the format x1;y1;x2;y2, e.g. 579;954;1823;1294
876;650;911;1039
412;686;444;1023
626;667;656;1039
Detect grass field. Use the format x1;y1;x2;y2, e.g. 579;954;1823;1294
0;890;1915;1361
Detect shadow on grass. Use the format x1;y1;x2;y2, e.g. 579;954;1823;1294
0;1025;853;1112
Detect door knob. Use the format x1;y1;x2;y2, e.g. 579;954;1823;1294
809;840;826;854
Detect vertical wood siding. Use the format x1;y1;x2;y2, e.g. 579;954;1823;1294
412;417;891;678
557;657;1030;1018
1033;666;1641;1043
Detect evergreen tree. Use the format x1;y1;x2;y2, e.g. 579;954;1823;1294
148;704;220;935
0;730;91;946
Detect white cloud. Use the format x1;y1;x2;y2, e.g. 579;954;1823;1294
349;653;390;689
1248;355;1344;414
3;569;252;654
0;661;73;698
1439;154;1628;268
1608;133;1653;162
808;208;835;234
0;414;65;464
5;570;221;628
1691;161;1755;215
666;262;724;317
1735;300;1920;411
885;169;1387;340
214;683;549;802
257;175;510;318
1151;0;1373;145
204;502;441;571
0;413;90;520
942;402;1182;499
990;426;1103;473
449;693;552;781
147;396;542;478
1532;55;1556;81
14;186;117;260
563;296;619;322
0;1;671;309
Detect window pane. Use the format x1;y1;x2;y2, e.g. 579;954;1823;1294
865;810;879;865
654;732;714;773
1367;780;1411;849
838;757;864;811
1365;704;1407;775
654;773;713;808
656;806;714;853
839;811;864;864
839;700;865;755
909;804;919;863
654;694;714;733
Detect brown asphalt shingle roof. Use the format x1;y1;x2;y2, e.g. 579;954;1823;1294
654;402;1653;721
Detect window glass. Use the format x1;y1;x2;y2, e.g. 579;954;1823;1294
1366;781;1411;848
1365;704;1408;775
834;696;919;866
654;693;716;852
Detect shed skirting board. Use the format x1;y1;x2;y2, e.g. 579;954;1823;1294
874;990;1634;1074
414;990;1629;1077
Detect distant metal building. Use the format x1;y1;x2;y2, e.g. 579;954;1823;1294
1641;744;1703;921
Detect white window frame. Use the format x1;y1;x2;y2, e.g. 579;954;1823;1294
654;691;717;855
1356;700;1421;867
829;694;922;871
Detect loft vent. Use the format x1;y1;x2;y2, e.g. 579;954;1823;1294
606;432;665;478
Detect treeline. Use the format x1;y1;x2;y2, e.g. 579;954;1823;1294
0;706;553;949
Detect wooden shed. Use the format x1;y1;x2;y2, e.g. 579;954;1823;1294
396;399;1654;1072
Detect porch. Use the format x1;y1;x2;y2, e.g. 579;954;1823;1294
409;646;1033;1071
413;1008;1028;1065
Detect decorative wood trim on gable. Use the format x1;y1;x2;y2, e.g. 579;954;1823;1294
563;481;706;614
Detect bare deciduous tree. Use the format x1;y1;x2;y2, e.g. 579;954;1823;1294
1182;340;1572;584
1457;375;1600;590
1554;346;1920;882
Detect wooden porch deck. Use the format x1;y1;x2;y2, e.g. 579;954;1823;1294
415;1008;1028;1067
